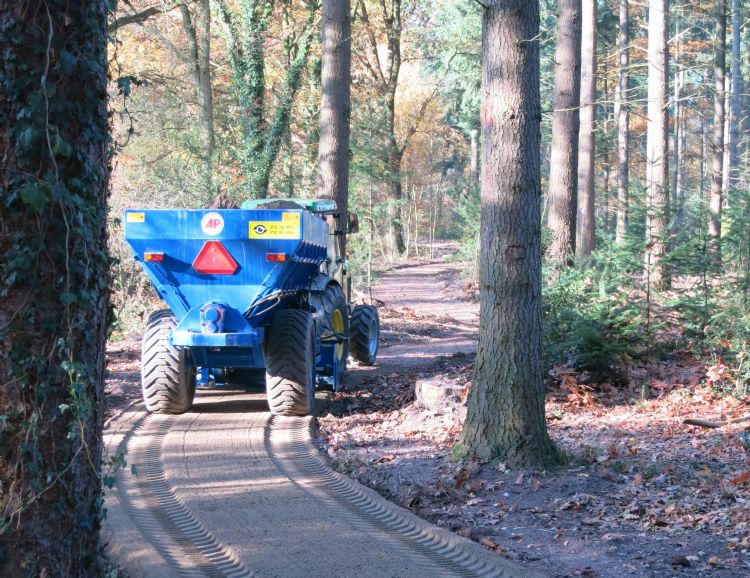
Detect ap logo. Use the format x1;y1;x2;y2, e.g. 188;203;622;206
201;212;224;236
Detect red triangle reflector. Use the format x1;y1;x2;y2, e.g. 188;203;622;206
192;241;238;275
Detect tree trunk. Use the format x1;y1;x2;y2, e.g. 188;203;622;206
546;0;582;270
576;0;597;259
615;0;630;244
710;0;726;268
181;0;215;201
645;0;670;289
458;0;560;467
317;0;352;257
470;128;479;182
729;0;742;187
0;2;110;574
672;7;685;227
198;0;215;197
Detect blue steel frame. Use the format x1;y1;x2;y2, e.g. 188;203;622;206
124;208;337;382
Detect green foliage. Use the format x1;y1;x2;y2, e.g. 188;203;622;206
543;242;646;376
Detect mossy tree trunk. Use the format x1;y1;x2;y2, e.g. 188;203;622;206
456;0;561;467
219;0;317;200
0;2;110;574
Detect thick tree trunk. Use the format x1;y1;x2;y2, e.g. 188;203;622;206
576;0;597;259
645;0;670;289
458;0;559;467
317;0;352;257
672;9;685;227
546;0;582;269
0;2;110;574
710;0;726;267
615;0;630;244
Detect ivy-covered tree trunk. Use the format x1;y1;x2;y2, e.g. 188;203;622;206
0;2;110;575
457;0;560;467
220;0;317;200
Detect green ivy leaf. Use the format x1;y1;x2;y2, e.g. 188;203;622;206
60;292;77;305
20;182;49;212
52;135;72;158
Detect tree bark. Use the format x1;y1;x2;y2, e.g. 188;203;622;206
180;0;215;201
576;0;597;259
317;0;352;257
458;0;560;467
645;0;670;289
0;2;110;574
729;0;742;188
710;0;726;268
546;0;582;270
615;0;630;244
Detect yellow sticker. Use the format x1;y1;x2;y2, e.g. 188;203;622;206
127;212;145;223
249;215;301;239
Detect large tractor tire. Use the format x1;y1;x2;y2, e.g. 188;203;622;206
349;305;380;366
141;309;196;414
265;309;316;416
310;284;349;390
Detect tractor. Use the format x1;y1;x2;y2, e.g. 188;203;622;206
123;198;379;416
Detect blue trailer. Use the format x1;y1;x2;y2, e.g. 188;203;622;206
123;199;379;416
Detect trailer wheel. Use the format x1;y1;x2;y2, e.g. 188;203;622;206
349;305;379;366
311;284;349;390
141;309;195;414
265;309;316;416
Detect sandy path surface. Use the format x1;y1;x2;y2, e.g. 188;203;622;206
102;257;534;578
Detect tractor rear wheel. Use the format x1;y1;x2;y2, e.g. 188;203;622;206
265;309;316;416
310;284;349;390
349;305;379;366
141;309;196;414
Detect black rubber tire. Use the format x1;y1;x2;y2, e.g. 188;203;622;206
310;284;349;390
141;309;196;414
265;309;316;416
349;305;379;366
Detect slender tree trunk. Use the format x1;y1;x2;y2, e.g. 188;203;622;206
645;0;670;289
470;128;479;182
546;0;582;269
676;69;687;225
729;0;742;188
576;0;597;259
723;74;731;196
198;0;215;195
710;0;726;267
615;0;630;244
458;0;559;467
0;2;110;574
181;0;216;201
317;0;352;257
672;7;682;218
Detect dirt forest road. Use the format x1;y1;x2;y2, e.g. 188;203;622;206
102;257;534;577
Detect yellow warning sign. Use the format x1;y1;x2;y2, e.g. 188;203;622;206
127;212;145;223
249;212;301;239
